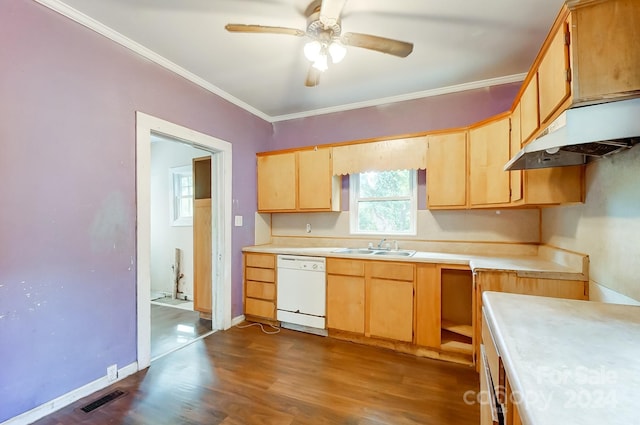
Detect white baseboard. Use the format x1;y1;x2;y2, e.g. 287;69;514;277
1;362;139;425
589;281;640;306
231;314;246;327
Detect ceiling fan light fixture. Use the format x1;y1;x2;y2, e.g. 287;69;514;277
328;41;346;63
304;40;322;62
312;54;328;72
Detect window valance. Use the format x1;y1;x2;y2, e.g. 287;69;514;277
332;136;427;175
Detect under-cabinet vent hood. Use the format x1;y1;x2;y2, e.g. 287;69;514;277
505;97;640;171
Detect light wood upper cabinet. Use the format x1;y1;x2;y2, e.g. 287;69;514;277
510;105;523;203
426;130;468;209
570;0;640;104
257;152;296;211
523;0;640;144
519;74;540;144
469;116;511;207
257;148;340;213
298;148;338;210
538;19;571;124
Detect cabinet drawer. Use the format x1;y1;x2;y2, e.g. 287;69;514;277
370;262;414;281
482;311;505;403
245;253;275;269
246;267;275;283
246;281;275;300
327;259;365;276
245;298;275;319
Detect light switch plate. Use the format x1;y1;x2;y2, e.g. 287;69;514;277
234;215;243;227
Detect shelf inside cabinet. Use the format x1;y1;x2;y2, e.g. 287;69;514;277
442;320;473;339
441;329;473;355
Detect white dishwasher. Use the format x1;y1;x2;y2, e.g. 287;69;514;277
276;255;327;336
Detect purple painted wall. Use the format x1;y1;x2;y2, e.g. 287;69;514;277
271;83;520;150
0;0;270;421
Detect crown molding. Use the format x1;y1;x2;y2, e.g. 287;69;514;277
269;73;527;122
32;0;272;122
32;0;526;124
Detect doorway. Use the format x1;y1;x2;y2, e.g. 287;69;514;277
136;112;233;370
148;133;211;359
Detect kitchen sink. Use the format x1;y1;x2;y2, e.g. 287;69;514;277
332;248;416;257
332;248;376;255
373;250;416;257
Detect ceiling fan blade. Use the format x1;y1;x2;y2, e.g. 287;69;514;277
225;24;306;37
319;0;348;26
341;32;414;58
305;66;321;87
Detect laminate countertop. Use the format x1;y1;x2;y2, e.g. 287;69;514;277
482;292;640;425
242;245;587;280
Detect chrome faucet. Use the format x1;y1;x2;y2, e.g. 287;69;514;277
377;238;387;249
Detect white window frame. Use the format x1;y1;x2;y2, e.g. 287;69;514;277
169;165;193;226
349;170;418;236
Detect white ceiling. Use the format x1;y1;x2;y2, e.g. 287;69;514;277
45;0;566;121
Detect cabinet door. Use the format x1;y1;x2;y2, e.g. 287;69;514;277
257;153;296;211
538;21;570;124
327;275;365;334
193;198;212;314
298;148;336;210
415;264;440;348
572;0;640;103
426;131;467;208
368;278;414;342
510;106;523;203
469;116;511;206
520;75;539;144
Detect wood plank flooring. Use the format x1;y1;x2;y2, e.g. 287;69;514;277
151;303;212;359
33;325;480;425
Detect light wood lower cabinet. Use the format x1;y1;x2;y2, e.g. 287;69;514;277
474;270;588;368
327;274;365;334
366;261;415;342
481;308;525;425
243;253;277;322
327;259;415;343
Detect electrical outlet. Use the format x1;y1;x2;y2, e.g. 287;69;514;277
306;223;311;233
107;364;118;382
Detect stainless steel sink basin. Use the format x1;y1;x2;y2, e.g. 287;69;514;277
332;248;416;257
332;248;376;255
373;250;416;257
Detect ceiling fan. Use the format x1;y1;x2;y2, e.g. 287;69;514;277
225;0;414;87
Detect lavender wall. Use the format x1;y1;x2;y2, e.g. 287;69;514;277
0;0;270;421
271;83;520;150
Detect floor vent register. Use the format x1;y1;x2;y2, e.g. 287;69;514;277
80;389;127;413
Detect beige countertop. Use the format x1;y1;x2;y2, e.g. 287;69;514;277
242;244;587;280
483;292;640;425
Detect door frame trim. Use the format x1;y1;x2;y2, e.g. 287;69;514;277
136;112;233;369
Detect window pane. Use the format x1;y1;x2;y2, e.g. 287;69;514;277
359;170;411;198
357;200;411;233
180;198;193;217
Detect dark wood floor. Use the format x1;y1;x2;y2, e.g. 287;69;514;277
151;303;212;359
34;326;480;425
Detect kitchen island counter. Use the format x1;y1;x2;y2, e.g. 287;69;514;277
483;292;640;425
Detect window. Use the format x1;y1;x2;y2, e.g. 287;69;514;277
350;170;417;235
170;165;193;226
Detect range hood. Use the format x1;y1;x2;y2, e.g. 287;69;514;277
505;97;640;170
